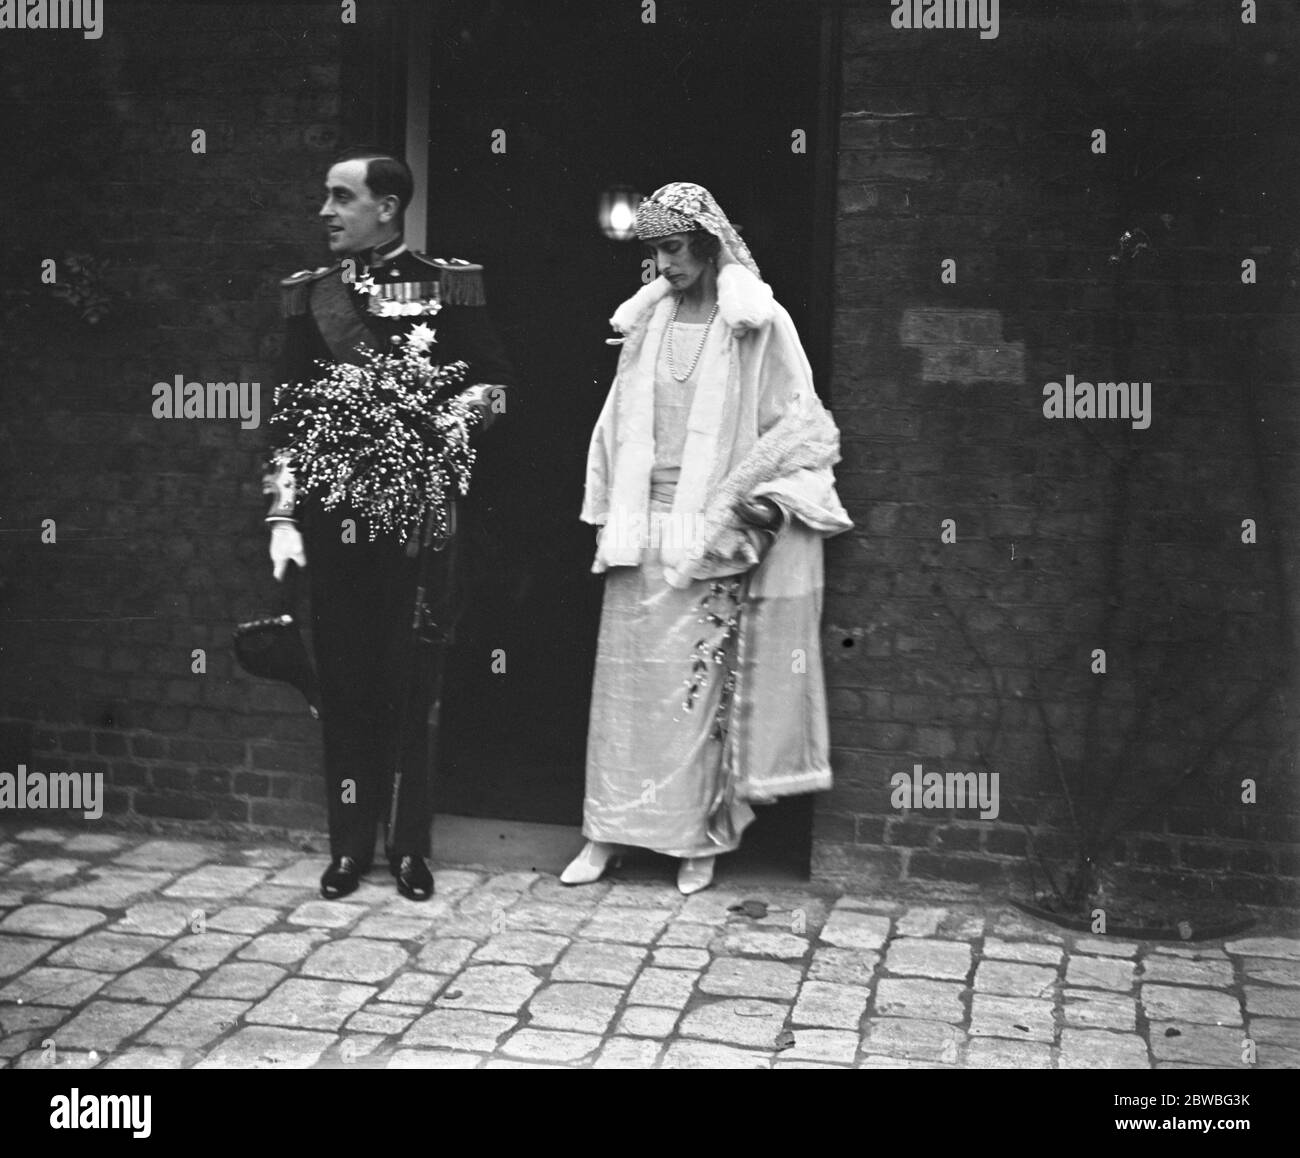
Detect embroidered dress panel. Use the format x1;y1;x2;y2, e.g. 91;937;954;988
584;320;754;857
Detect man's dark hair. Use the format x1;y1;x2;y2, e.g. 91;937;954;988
332;146;414;216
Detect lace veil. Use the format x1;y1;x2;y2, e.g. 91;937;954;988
633;182;762;280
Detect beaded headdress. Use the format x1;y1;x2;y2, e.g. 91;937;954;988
632;200;696;242
632;182;762;279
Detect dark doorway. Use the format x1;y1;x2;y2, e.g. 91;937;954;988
426;0;833;876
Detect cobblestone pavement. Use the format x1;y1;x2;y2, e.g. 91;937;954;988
1;826;1297;1069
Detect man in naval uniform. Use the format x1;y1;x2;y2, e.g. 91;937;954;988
263;148;517;900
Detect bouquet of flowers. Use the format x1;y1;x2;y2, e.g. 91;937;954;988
270;324;478;542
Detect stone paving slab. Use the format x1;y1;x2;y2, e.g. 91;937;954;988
679;999;789;1049
112;840;212;871
163;866;268;899
50;1000;165;1052
246;978;375;1030
300;938;408;983
208;906;282;936
136;997;251;1051
5;858;88;883
595;1036;661;1068
699;957;800;1000
553;941;647;985
864;1016;963;1063
103;966;199;1004
44;871;174;908
715;928;809;958
780;1027;859;1064
0;934;57;977
115;901;196;937
195;1025;336;1068
969;994;1056;1042
885;938;972;980
1226;937;1300;961
875;977;965;1023
1;903;106;938
617;1004;680;1037
439;964;541;1013
380;973;448;1006
1062;988;1137;1031
809;947;879;985
194;961;287;1000
403;1008;517;1052
0;824;1296;1069
983;938;1064;965
1058;1028;1150;1068
1240;958;1300;987
527;981;623;1034
48;932;168;973
793;980;870;1028
966;1036;1054;1069
1141;983;1243;1027
976;959;1058;997
472;931;569;967
1140;954;1234;988
0;966;112;1007
501;1027;601;1063
661;1040;771;1068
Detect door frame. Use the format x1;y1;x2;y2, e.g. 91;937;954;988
389;0;846;876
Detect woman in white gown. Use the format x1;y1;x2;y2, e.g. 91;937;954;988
564;183;853;895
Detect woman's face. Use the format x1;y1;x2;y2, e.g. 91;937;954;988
644;232;709;292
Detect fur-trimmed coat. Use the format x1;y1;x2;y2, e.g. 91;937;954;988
582;263;851;579
581;264;853;804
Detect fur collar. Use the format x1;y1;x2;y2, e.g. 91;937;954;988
608;264;775;335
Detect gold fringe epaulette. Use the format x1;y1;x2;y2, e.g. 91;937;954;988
280;265;335;318
413;254;487;307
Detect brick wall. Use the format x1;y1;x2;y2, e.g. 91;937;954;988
1;1;1296;909
0;1;346;831
814;0;1300;908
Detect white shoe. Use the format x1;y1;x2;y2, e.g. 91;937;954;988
677;856;716;895
560;841;617;886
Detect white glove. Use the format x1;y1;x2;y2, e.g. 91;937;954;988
269;522;307;580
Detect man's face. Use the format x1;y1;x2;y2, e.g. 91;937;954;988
319;160;397;255
645;233;708;293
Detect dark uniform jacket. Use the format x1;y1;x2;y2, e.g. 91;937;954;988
259;241;518;862
265;241;517;527
279;247;516;399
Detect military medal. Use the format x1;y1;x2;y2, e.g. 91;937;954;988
353;272;442;317
352;257;485;317
367;277;444;317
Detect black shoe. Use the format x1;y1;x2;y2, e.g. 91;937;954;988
320;855;364;900
391;855;434;901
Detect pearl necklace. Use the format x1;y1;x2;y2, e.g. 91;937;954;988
668;297;720;383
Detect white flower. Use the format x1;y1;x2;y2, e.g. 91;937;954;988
404;323;438;352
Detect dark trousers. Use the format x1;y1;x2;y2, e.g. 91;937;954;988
303;501;462;865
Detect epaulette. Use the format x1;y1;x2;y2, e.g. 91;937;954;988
411;253;487;307
280;265;334;318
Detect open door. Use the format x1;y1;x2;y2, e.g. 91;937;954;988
423;0;836;877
